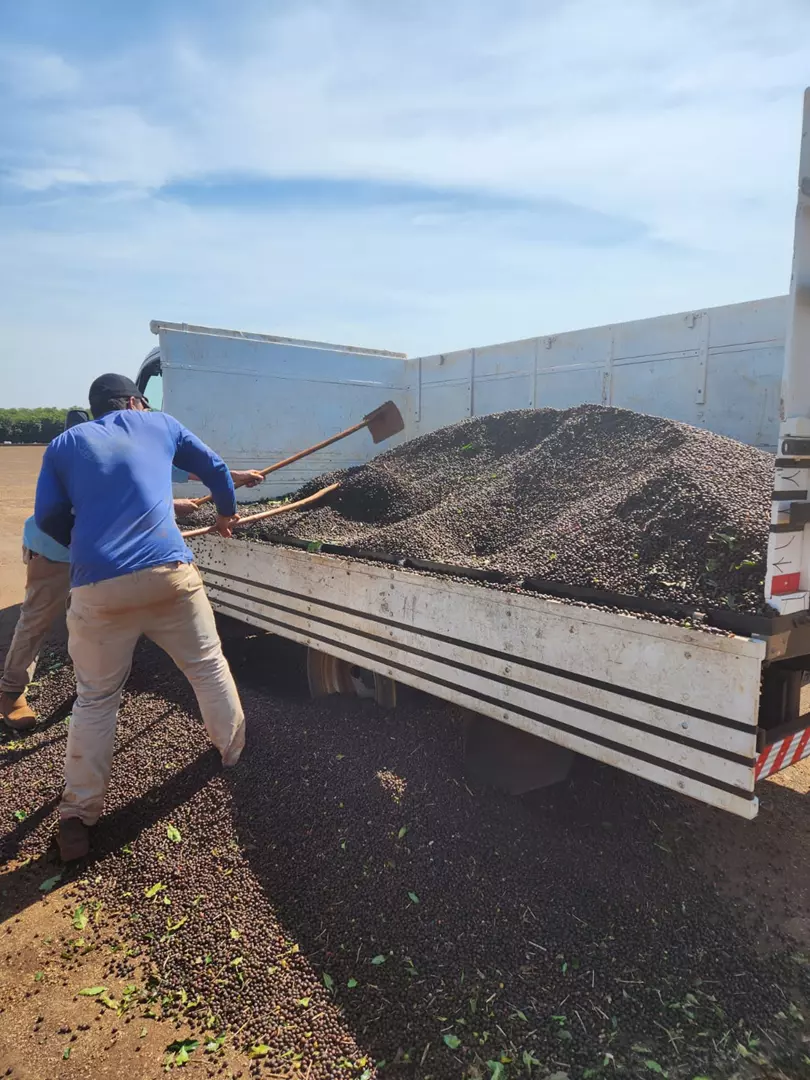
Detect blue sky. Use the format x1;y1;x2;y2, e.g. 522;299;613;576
1;0;810;406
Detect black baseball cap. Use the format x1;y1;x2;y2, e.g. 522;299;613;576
88;373;149;411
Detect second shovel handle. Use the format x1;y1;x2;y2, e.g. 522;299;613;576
181;482;339;538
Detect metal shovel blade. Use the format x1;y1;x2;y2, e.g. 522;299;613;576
363;400;405;443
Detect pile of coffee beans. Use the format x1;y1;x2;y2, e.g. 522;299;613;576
187;406;773;614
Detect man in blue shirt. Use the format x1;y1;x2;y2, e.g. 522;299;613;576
35;373;248;861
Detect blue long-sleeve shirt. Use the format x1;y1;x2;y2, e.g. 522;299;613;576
35;410;236;587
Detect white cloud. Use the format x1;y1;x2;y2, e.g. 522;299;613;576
8;3;810;210
0;45;79;99
6;106;189;191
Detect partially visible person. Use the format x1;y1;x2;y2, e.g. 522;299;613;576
0;513;71;730
35;374;248;861
0;410;88;730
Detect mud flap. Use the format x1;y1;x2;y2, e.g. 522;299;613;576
463;713;575;795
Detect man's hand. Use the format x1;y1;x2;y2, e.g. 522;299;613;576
173;498;199;519
231;470;264;488
213;514;240;538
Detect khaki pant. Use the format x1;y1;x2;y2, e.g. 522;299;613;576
62;561;245;825
0;550;71;696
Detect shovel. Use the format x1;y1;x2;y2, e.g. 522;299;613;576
192;400;404;507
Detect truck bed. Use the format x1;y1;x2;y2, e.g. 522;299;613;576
172;90;810;818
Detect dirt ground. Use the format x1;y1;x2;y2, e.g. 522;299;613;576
0;864;245;1079
0;446;42;609
1;450;810;1079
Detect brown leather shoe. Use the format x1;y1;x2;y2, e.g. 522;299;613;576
0;692;37;731
58;818;89;862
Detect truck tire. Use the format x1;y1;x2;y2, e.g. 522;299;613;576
306;647;397;709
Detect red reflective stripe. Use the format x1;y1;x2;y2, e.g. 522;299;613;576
770;737;793;775
755;745;776;780
755;726;810;783
790;727;810;766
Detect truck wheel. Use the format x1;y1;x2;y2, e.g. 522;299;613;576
306;648;397;709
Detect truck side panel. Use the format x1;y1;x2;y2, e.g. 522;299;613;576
192;538;765;819
408;297;786;450
150;294;785;506
157;326;411;500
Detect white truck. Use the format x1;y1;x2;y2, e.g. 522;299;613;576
134;93;810;820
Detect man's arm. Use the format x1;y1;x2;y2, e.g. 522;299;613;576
173;466;264;488
173;498;199;519
170;422;237;517
34;443;74;548
229;470;264;488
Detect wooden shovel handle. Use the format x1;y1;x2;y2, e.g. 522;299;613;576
181;482;339;539
192;420;367;507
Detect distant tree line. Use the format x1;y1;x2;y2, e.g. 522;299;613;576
0;408;79;444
